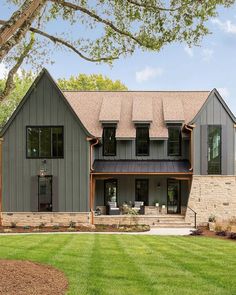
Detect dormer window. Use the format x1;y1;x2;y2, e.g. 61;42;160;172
103;127;116;156
168;127;181;156
136;126;149;156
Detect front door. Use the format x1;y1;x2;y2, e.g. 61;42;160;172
38;176;52;212
135;179;149;205
167;179;181;214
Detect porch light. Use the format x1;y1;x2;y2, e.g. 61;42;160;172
39;160;47;177
157;182;161;188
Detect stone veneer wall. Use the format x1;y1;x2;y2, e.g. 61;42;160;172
2;212;91;227
185;176;236;226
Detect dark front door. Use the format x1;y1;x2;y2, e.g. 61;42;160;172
104;179;118;205
38;176;52;212
167;179;181;214
135;179;149;205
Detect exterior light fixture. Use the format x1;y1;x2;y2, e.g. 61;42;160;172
39;159;47;177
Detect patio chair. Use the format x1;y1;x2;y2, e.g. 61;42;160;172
107;201;120;215
133;201;144;214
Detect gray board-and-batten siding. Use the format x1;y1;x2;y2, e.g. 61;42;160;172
1;71;90;212
192;90;236;175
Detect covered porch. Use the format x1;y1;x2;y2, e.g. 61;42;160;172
90;160;193;225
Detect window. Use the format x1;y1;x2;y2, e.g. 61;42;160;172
103;127;116;156
38;176;52;211
104;179;117;204
168;127;181;156
167;179;181;214
27;126;64;158
136;127;149;156
208;125;221;174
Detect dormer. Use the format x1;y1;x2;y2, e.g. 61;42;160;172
132;97;153;124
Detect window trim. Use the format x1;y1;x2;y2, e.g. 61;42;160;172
167;126;182;156
26;126;64;159
135;126;150;156
135;179;149;205
207;125;222;175
102;126;117;156
104;179;118;205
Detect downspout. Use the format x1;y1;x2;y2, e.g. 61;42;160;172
86;137;99;225
0;138;3;227
184;124;195;171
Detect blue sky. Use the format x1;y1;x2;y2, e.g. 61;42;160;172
1;2;236;115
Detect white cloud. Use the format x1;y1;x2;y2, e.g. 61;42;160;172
202;49;214;61
184;46;194;57
218;87;230;99
211;18;236;34
135;66;163;83
0;63;7;79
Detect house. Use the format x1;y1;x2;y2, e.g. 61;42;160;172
0;68;235;227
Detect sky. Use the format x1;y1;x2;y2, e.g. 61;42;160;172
1;2;236;115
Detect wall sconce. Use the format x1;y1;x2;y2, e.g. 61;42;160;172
39;160;47;177
157;182;161;189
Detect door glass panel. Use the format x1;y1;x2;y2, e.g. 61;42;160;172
38;176;52;212
104;180;117;204
167;179;180;214
135;179;148;205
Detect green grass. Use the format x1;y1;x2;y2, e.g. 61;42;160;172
0;235;236;295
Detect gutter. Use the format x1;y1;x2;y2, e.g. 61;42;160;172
0;138;3;226
86;137;99;172
184;124;195;171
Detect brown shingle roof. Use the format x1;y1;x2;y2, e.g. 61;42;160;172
63;91;209;139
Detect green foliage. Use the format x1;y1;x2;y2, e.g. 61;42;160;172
57;74;127;91
0;72;127;128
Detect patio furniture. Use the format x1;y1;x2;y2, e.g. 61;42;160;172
133;201;144;214
107;201;120;215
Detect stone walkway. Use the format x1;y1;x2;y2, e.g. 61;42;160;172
0;228;193;236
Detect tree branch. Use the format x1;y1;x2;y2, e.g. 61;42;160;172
51;0;145;47
0;0;46;61
126;0;180;11
0;34;35;102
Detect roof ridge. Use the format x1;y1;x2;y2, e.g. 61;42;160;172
62;90;210;93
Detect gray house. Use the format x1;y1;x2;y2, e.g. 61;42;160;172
0;69;235;227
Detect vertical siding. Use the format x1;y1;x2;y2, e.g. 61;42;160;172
95;138;189;160
2;74;90;212
193;92;235;175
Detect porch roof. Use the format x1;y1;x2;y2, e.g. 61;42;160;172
92;160;192;174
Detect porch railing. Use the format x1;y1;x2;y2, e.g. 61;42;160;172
183;206;197;229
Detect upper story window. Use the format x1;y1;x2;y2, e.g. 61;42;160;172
136;126;149;156
27;126;64;158
103;127;116;156
168;127;181;156
208;125;221;174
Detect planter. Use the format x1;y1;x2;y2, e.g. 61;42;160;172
209;222;216;231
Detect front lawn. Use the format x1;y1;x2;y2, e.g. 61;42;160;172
0;234;235;295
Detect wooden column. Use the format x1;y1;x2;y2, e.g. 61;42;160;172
90;174;96;225
0;138;3;226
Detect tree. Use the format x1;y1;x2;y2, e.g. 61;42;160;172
0;72;127;127
0;0;234;101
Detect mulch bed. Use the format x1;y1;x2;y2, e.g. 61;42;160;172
0;224;150;233
0;260;68;295
191;227;236;241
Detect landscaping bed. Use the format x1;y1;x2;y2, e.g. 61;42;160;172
191;226;236;241
0;224;150;234
0;260;68;295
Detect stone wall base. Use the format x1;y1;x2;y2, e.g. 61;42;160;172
1;212;91;227
186;176;236;226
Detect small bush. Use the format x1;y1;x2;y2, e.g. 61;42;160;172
190;229;203;236
208;215;216;222
52;224;60;230
69;221;76;228
23;225;30;230
38;222;46;229
215;224;222;232
216;231;227;237
10;222;17;228
229;232;236;240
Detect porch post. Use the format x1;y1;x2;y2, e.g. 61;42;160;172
90;174;96;224
0;138;3;226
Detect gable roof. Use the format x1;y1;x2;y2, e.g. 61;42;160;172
0;68;93;137
63;90;210;139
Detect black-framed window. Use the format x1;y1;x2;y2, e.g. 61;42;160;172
167;179;181;214
104;179;118;205
27;126;64;158
136;126;149;156
168;127;181;156
38;176;52;212
135;179;149;205
103;127;116;156
208;125;221;174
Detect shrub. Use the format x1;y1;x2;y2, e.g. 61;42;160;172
10;222;17;228
23;225;30;230
216;231;227;236
38;222;46;229
208;215;216;222
229;232;236;240
52;224;60;230
190;229;203;236
215;224;222;232
69;221;76;228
